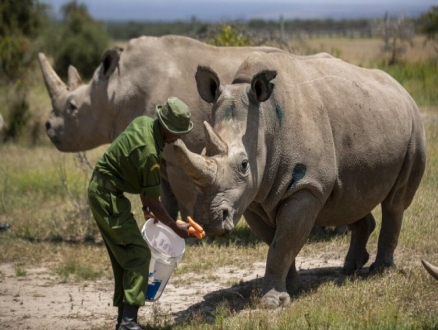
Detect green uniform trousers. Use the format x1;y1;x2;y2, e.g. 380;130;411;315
87;179;151;307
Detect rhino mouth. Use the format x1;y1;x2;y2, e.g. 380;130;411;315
222;208;234;232
45;118;67;150
214;207;235;236
198;208;235;237
46;127;60;142
46;127;62;148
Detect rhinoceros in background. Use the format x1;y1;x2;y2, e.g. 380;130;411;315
174;51;427;308
422;260;438;280
38;35;284;220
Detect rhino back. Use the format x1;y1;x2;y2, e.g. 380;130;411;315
108;35;283;153
236;51;425;225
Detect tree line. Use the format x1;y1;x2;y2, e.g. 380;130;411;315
106;17;376;40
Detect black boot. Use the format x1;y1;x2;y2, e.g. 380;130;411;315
115;305;124;330
118;304;141;330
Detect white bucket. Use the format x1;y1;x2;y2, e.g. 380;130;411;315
141;219;185;302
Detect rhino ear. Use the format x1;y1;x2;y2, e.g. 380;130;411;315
195;66;223;103
101;47;123;78
250;70;277;103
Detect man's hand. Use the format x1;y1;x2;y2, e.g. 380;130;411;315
173;223;191;239
140;196;191;238
143;207;158;223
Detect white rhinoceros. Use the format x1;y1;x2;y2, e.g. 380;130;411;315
38;35;284;220
173;51;427;308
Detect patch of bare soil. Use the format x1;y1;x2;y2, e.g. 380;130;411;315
0;256;345;329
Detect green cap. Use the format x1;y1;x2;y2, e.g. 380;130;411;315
156;97;193;135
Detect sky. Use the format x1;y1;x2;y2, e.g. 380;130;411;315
40;0;436;22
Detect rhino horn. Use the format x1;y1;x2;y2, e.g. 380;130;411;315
68;65;83;91
421;259;438;281
38;53;67;101
204;121;228;156
174;139;217;188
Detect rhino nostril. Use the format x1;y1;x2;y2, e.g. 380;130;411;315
222;209;229;222
45;121;51;130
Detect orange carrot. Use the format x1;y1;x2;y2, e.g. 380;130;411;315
188;226;203;239
187;216;203;233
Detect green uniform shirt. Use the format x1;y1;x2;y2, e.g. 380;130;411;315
95;116;164;197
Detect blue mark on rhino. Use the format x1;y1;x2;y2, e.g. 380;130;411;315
224;104;235;121
275;104;284;127
287;163;307;190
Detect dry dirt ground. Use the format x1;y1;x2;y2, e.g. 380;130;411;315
0;255;346;330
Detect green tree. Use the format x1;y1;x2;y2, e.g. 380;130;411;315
378;12;415;65
0;0;48;81
46;1;110;80
0;0;48;143
418;6;438;55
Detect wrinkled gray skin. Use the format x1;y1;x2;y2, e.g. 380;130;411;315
174;51;427;308
38;35;284;220
422;260;438;281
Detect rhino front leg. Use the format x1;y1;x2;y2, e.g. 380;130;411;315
244;204;275;245
244;205;303;298
343;213;376;274
262;190;320;309
285;259;302;294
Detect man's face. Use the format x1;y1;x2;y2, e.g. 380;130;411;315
164;131;181;144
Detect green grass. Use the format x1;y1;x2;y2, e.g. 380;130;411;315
378;61;438;107
55;258;103;281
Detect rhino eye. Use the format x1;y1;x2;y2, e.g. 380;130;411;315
240;159;249;173
67;99;78;114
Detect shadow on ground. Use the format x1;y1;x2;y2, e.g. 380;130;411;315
172;264;369;326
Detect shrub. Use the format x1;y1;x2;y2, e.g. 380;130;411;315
45;1;110;80
211;24;252;47
0;0;48;81
0;0;48;143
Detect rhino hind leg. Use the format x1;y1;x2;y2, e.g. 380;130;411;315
343;213;376;274
370;131;426;274
333;225;348;235
370;205;403;273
